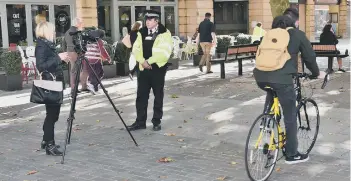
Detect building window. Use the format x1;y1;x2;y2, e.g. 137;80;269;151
31;5;49;40
98;6;111;36
165;6;175;35
214;1;248;34
7;4;27;45
119;6;131;38
54;5;71;37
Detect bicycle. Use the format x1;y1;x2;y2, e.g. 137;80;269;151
244;72;330;181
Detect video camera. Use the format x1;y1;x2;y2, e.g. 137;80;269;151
69;29;104;54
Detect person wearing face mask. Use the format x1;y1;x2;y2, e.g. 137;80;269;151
127;10;172;131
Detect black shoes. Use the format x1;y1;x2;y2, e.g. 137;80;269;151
127;119;162;131
127;122;146;131
199;66;203;72
45;140;63;156
41;140;60;149
152;119;161;131
153;124;161;131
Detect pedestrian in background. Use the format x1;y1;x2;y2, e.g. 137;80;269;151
196;12;216;74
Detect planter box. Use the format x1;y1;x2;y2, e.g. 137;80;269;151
116;62;129;76
103;64;117;79
167;58;179;70
193;55;202;66
216;53;226;58
0;74;23;91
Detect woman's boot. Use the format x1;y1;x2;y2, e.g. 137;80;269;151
45;141;63;156
41;140;60;149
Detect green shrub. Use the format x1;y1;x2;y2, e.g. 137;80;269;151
216;37;231;53
1;50;22;75
114;43;131;63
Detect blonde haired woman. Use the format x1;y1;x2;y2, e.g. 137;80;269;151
34;22;68;156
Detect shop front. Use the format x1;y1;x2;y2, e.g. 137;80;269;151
0;0;75;48
101;0;178;41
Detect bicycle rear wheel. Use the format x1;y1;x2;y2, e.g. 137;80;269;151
245;114;279;181
296;98;320;154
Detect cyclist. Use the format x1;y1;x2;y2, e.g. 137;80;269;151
253;8;325;164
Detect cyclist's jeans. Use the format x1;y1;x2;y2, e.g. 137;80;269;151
257;82;298;157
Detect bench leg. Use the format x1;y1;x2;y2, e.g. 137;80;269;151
238;59;243;76
328;57;333;71
220;62;225;79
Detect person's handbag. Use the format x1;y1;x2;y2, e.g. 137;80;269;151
30;71;63;104
122;34;132;48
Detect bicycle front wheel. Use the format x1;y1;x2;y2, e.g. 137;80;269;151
245;114;279;181
296;98;320;154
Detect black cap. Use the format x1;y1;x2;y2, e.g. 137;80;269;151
144;10;160;20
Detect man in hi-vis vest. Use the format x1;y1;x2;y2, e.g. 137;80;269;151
127;10;173;131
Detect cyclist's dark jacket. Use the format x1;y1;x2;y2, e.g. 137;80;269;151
254;28;320;84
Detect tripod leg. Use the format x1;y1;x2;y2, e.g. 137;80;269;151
83;58;138;146
61;57;83;164
68;59;82;144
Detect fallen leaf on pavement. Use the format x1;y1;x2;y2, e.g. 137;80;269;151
27;170;38;175
88;143;95;146
164;133;176;136
27;119;33;122
159;176;168;179
217;176;227;180
230;161;237;165
119;128;125;130
73;127;81;131
177;139;184;142
276;167;281;172
214;133;219;135
96;120;100;122
158;157;175;163
34;149;41;152
178;126;182;128
180;145;187;148
171;94;179;98
184;120;188;123
0;152;3;155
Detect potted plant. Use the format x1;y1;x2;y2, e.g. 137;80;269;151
102;43;117;79
193;44;203;66
114;42;131;76
216;37;231;58
236;34;252;45
167;51;179;70
0;50;23;91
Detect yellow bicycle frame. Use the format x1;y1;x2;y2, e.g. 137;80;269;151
255;87;285;150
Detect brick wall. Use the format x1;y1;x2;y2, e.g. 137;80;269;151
75;0;98;27
338;0;348;37
248;0;273;34
178;0;213;37
305;0;315;40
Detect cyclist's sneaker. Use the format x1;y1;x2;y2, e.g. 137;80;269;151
285;152;309;164
336;68;346;73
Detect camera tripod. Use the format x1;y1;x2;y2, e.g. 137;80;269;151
61;54;138;164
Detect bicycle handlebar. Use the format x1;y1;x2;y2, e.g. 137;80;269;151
294;72;330;89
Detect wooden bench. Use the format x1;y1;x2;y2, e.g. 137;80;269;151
311;42;349;71
211;44;258;79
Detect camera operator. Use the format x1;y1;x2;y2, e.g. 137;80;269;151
127;10;173;131
64;17;89;93
84;28;111;94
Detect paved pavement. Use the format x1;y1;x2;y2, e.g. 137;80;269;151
0;39;350;181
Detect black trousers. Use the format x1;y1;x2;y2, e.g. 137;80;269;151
136;65;167;125
43;104;61;141
257;82;298;157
